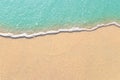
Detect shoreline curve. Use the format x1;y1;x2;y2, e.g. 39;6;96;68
0;22;120;39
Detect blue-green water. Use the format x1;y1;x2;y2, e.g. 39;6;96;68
0;0;120;33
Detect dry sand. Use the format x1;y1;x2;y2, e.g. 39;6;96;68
0;26;120;80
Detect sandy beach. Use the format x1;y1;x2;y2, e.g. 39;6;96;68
0;25;120;80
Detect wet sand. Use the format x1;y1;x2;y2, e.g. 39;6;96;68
0;25;120;80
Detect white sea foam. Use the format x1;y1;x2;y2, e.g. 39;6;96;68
0;22;120;38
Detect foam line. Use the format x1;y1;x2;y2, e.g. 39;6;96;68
0;22;120;38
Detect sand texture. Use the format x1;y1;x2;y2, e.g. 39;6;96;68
0;26;120;80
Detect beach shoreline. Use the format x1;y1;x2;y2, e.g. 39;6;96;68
0;22;119;38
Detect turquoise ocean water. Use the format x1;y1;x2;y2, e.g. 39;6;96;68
0;0;120;34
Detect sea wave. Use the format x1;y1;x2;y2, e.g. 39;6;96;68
0;22;119;38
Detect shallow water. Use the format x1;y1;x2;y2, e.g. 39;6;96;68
0;0;120;34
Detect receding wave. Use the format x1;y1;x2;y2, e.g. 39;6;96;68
0;22;119;38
